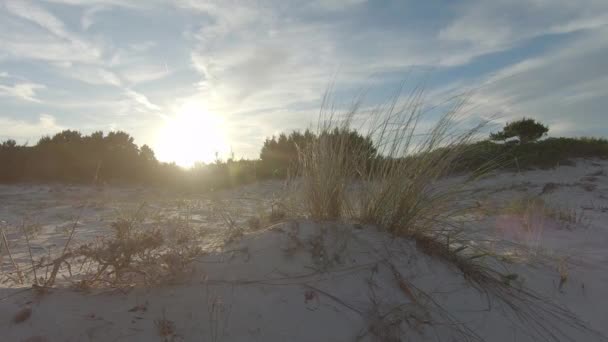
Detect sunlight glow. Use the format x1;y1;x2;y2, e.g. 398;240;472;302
156;101;230;167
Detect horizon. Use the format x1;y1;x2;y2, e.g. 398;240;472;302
1;1;607;167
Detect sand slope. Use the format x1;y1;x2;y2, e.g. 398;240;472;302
1;159;607;341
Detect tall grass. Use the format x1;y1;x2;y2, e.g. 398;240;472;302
297;93;361;220
297;89;492;235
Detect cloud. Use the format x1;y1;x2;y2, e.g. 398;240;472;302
0;82;46;102
309;0;367;11
125;89;161;111
439;0;608;54
184;2;365;115
55;65;122;86
4;0;70;40
1;0;607;159
466;26;608;136
0;1;104;64
128;41;157;53
0;114;64;141
81;5;108;30
40;0;144;8
184;0;602;120
119;64;170;85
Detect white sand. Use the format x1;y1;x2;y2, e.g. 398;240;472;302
1;159;607;341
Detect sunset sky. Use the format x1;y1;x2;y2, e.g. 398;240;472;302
1;0;607;165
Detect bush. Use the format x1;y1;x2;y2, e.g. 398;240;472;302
490;118;549;144
259;128;375;179
454;137;608;172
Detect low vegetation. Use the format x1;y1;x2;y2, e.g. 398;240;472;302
290;93;603;341
490;117;549;144
455;137;608;172
0;205;207;289
1;116;607;191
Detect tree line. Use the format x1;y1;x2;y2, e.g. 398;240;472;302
0;127;375;189
1;118;606;189
0;130;160;183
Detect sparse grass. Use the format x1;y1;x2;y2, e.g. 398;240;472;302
504;196;589;230
1;225;24;284
1;204;206;289
558;257;569;291
210;199;245;244
294;90;602;341
412;233;599;342
68;212;202;287
246;200;288;230
155;309;179;342
204;285;231;342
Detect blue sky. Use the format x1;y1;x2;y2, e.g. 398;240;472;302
1;0;607;164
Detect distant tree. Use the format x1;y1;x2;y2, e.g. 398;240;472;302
36;136;52;146
260;129;316;177
139;144;157;163
321;127;377;160
490;118;549;144
259;128;376;178
0;139;25;182
1;139;17;148
50;130;83;143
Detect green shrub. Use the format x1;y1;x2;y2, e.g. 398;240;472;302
490;118;549;144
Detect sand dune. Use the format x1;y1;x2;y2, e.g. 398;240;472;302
1;159;607;341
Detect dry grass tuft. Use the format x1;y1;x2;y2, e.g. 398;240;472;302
0;204;206;290
504;196;589;230
155;309;179;342
295;89;493;235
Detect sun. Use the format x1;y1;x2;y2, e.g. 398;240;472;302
156;101;230;167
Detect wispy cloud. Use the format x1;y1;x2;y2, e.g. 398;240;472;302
1;0;607;159
118;64;170;85
1;0;104;63
81;5;108;30
55;65;122;86
466;25;608;135
0;82;46;102
439;0;608;51
125;89;161;111
0;114;63;141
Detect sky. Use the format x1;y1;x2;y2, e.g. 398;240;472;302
1;0;607;165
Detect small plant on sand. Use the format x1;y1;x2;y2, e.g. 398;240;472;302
557;257;569;291
71;218;164;285
155;309;179;342
247;200;288;230
505;196;588;230
36;206;204;289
